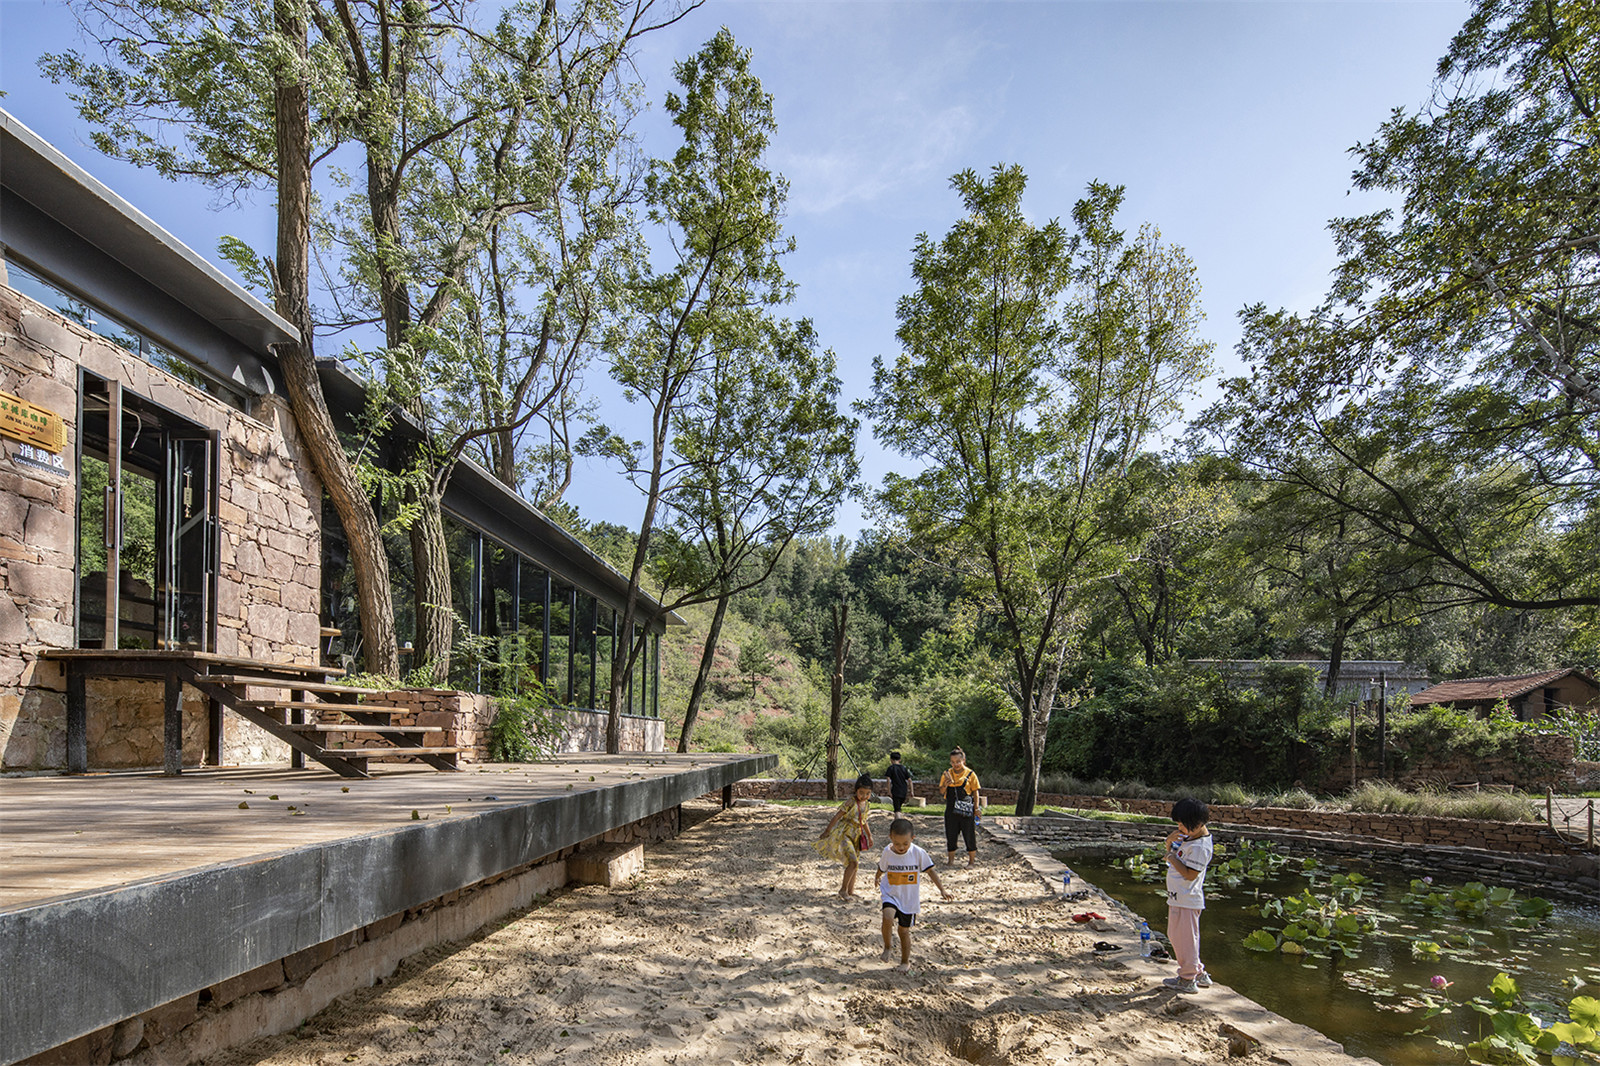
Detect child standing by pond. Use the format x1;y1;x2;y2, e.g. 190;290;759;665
815;774;875;898
1164;797;1215;993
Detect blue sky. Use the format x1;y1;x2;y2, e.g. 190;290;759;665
0;0;1469;537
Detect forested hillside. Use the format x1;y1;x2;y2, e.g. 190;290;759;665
568;508;1595;787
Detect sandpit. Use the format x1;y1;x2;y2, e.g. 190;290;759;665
210;802;1375;1066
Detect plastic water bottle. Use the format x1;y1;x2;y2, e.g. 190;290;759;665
1062;869;1073;895
1140;922;1152;957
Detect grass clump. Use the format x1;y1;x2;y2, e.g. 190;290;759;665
1343;781;1538;822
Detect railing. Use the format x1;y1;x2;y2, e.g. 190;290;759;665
1546;788;1597;848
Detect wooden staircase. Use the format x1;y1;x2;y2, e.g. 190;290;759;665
184;670;467;779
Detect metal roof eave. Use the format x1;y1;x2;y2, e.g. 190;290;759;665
0;108;298;356
313;357;684;630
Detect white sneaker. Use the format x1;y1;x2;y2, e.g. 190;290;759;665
1195;972;1213;988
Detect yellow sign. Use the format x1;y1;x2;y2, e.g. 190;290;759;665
0;390;65;452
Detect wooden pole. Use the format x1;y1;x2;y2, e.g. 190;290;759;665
1547;787;1554;830
1350;700;1358;792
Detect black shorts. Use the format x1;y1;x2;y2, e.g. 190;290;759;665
891;793;907;812
882;903;917;928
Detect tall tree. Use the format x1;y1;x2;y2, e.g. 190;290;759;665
664;317;859;753
315;0;696;683
45;0;401;674
1213;0;1600;634
608;29;854;753
862;169;1212;814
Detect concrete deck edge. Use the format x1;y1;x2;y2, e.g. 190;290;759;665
1;756;773;1064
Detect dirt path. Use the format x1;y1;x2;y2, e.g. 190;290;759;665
212;803;1369;1066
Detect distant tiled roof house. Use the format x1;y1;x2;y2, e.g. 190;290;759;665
1410;668;1600;722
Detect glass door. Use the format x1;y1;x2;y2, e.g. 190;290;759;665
164;435;213;650
77;373;217;651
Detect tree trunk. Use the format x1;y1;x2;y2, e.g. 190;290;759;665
409;484;454;684
271;0;397;677
826;599;848;801
1325;618;1348;698
1016;642;1068;817
678;592;729;753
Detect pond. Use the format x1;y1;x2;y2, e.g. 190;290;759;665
1062;845;1600;1066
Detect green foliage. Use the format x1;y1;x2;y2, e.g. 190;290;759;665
1439;972;1600;1064
861;166;1212;811
1344;780;1539;822
487;682;563;763
1543;705;1600;762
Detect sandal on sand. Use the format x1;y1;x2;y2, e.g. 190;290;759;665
1148;947;1171;961
1092;941;1120;953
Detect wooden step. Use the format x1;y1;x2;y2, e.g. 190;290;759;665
196;676;387;696
264;701;411;715
288;724;442;735
335;746;470;757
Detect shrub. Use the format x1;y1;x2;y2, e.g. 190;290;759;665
488;681;563;762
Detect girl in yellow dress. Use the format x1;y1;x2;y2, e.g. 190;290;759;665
815;774;875;898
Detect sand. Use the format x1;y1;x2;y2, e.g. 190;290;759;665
212;803;1374;1066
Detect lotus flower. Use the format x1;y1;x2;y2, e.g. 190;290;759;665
1431;975;1452;990
1422;876;1433;885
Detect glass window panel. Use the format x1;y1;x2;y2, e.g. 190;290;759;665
481;537;519;694
77;452;109;648
382;500;416;656
445;518;480;691
319;497;361;670
518;559;548;694
546;582;572;705
594;606;613;715
573;593;597;710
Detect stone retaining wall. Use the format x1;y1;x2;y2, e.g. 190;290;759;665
312;692;667;759
23;806;681;1066
995;816;1600;898
726;779;1590;856
1317;731;1578;792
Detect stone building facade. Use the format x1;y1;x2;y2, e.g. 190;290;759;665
1;107;672;774
0;276;319;770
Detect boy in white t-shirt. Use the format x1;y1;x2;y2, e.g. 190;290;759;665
1163;797;1215;993
875;818;951;972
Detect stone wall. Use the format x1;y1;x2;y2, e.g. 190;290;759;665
725;778;1591;856
554;707;665;754
0;284;322;771
312;692;667;760
22;806;681;1066
1317;731;1578;793
317;688;495;762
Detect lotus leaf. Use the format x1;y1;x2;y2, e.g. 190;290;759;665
1243;929;1279;952
1549;1021;1596;1046
1570;996;1600;1030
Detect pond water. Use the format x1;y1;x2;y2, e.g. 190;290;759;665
1062;846;1600;1066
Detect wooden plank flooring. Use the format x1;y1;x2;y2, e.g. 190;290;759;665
0;753;740;910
